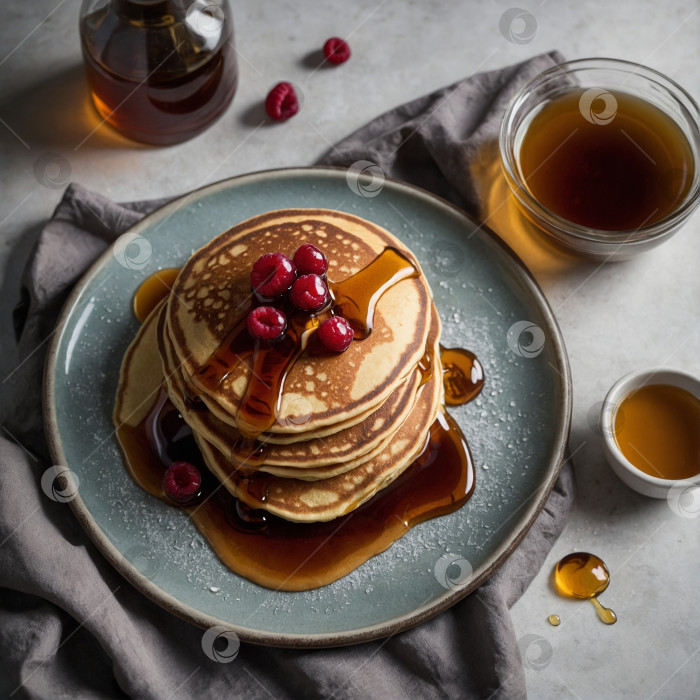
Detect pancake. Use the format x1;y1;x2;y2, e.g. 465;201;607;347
165;209;432;435
114;299;169;431
160;310;416;445
196;365;444;522
115;295;443;519
159;303;441;473
114;207;450;527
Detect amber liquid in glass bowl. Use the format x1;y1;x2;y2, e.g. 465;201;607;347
517;89;695;231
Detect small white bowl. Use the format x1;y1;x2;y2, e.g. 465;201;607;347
601;367;700;498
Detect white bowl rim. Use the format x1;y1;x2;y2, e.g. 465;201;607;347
601;367;700;487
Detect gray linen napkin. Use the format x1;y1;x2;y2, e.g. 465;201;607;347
1;51;573;700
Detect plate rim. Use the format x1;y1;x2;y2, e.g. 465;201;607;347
43;165;572;648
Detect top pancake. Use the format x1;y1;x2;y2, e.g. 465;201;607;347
166;209;432;435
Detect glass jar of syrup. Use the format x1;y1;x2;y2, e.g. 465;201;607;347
79;0;238;145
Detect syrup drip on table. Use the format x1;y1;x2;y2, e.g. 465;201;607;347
555;552;617;625
188;247;419;438
117;398;475;590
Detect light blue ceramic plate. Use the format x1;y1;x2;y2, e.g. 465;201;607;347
44;167;571;647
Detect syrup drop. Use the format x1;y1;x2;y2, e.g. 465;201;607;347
133;268;180;323
440;346;485;405
547;614;561;626
554;552;617;625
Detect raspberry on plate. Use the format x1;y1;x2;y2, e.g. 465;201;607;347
289;274;329;312
247;306;287;341
293;244;328;276
323;37;351;65
250;252;296;299
163;461;202;503
265;82;300;121
318;315;354;352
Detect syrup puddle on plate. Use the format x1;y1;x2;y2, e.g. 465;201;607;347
121;256;486;590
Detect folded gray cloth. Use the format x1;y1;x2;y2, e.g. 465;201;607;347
0;51;573;700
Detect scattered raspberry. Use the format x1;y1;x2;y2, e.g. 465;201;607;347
293;243;328;276
265;82;300;121
247;305;287;341
323;37;351;65
289;274;329;312
163;461;202;504
318;315;354;352
250;252;296;299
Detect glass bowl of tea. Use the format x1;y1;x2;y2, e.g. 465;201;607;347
500;58;700;260
601;368;700;499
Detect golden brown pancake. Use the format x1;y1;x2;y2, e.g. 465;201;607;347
165;209;432;435
160;313;441;481
115;208;445;525
113;299;168;431
196;366;443;522
158;302;441;472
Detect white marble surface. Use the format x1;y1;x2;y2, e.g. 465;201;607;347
1;1;699;698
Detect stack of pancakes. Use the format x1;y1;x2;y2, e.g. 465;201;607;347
116;209;444;523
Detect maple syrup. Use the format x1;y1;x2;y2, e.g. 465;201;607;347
80;0;238;145
554;552;617;624
133;267;180;322
518;90;694;230
547;614;561;626
614;384;700;480
440;346;484;405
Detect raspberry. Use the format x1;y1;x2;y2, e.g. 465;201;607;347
250;252;296;299
247;306;287;341
289;274;329;312
265;82;300;121
163;461;202;504
323;37;351;65
293;244;328;276
318;315;354;352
